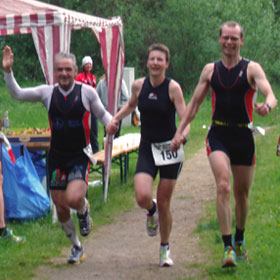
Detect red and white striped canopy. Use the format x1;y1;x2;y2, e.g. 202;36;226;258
0;0;125;201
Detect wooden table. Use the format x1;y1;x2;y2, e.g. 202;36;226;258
7;134;51;151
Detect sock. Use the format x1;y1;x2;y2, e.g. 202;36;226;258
77;198;87;216
148;201;156;216
222;234;232;248
60;218;81;248
160;243;169;249
235;226;245;243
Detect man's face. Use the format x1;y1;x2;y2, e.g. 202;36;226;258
219;25;244;57
147;50;169;77
54;58;77;91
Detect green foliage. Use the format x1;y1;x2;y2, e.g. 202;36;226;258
1;0;279;93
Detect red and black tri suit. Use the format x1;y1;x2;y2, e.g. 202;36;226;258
206;58;257;165
48;84;91;190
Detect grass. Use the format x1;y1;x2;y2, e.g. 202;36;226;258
0;83;141;280
182;89;280;279
0;82;280;279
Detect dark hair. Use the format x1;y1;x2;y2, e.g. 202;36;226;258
219;21;244;38
147;43;170;62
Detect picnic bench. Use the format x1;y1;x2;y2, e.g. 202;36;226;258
7;132;140;189
90;133;140;188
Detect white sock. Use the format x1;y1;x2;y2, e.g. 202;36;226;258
60;218;81;247
77;198;87;216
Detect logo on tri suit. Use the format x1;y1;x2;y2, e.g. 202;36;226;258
68;165;83;181
148;92;158;100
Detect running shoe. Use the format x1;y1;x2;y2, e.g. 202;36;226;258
77;199;93;237
67;245;85;264
222;246;237;268
233;237;248;262
160;245;174;267
146;199;159;236
0;228;25;243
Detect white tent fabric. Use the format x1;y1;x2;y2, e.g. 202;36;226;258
0;0;124;201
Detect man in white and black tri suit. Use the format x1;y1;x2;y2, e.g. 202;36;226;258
2;46;119;265
107;43;190;267
171;21;277;268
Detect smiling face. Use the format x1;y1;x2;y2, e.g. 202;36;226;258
147;50;169;78
54;57;77;91
219;24;244;58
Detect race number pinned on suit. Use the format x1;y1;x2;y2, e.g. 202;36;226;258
151;140;185;166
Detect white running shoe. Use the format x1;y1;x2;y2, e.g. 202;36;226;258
67;245;85;264
160;245;174;267
146;199;159;236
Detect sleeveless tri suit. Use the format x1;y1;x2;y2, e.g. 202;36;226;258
206;58;257;165
135;77;182;179
48;84;91;190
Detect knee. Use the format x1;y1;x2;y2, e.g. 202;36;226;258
217;180;231;198
66;193;84;210
235;190;249;203
135;193;150;209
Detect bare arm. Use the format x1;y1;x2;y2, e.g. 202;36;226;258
169;79;190;140
248;61;277;116
106;78;144;135
171;63;213;151
114;78;143;121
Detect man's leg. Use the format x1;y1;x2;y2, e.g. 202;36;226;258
231;165;254;261
208;151;236;267
51;187;85;264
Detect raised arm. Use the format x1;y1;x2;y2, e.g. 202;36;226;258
3;45;52;105
171;63;213;151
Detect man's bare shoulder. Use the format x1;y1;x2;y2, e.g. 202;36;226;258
200;62;214;81
247;60;263;73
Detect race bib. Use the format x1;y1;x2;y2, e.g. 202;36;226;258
151;140;185;166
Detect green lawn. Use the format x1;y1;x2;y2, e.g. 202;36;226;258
0;83;280;280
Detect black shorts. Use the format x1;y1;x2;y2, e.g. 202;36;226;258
48;151;90;190
135;140;183;180
206;125;255;165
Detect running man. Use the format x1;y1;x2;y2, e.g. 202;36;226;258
171;21;277;267
2;46;118;264
107;43;190;267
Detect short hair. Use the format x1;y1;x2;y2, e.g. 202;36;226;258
54;52;77;69
147;43;170;62
219;21;244;38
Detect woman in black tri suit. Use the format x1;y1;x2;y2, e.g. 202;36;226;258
108;43;190;267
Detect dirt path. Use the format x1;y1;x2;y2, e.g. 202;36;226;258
33;147;216;280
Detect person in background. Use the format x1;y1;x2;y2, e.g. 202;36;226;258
107;43;190;267
75;56;99;153
0;162;25;242
171;21;277;268
2;46;119;264
97;73;129;138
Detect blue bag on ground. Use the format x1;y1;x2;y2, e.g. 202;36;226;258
2;144;50;220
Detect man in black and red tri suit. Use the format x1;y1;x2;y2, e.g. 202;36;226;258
171;21;277;268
